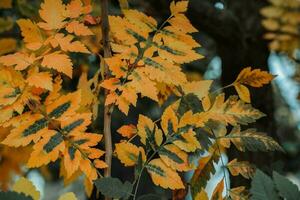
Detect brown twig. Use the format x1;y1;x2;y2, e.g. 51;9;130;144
101;0;113;182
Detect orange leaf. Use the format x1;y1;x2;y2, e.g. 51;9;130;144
100;78;120;91
41;52;73;78
161;106;178;135
48;33;90;53
38;0;66;30
147;158;184;190
117;124;137;138
65;0;91;18
26;72;53;91
115;142;146;166
235;67;274;87
17;19;44;50
66;21;93;36
0;53;36;70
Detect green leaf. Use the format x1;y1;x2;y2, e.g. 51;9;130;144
94;177;133;199
273;171;300;200
0;191;33;200
137;194;162;200
250;169;280;200
190;145;220;198
135;152;143;179
227;127;283;152
177;93;203;116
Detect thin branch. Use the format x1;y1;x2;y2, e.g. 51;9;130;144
101;0;113;182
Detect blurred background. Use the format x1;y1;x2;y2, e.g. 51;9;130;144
1;0;300;199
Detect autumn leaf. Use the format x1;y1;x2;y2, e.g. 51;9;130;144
100;78;120;91
136;115;155;145
41;52;73;78
222;126;283;152
12;177;40;200
190;145;220;198
47;33;90;53
26;71;53;91
229;186;249;200
146;158;184;190
58;192;78;200
182;80;212;100
17;19;44;51
38;0;66;30
173;128;200;152
65;0;91;19
0;53;36;70
117;124;137;138
206;94;265;126
170;0;189;14
194;189;208;200
161;106;178;135
234;67;274;88
211;179;224;200
0;38;17;55
227;159;255;179
159;144;192;171
115;142;146;166
234;83;251;103
66;21;93;36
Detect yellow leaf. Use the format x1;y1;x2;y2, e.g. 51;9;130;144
206;94;265;126
202;95;211;111
119;0;129;10
147;158;184;189
227;159;255;179
161;106;178;135
260;6;283;18
26;71;53;91
17;19;44;51
168;14;198;33
12;177;40;200
115;142;146;166
235;67;274;87
159;144;192;172
117;124;137;138
234;83;250;103
58;192;78;200
0;52;36;70
0;38;16;55
116;96;130;115
170;0;188;14
211;179;224;200
77;71;96;107
262;19;280;31
38;0;66;30
194;189;209;200
137;115;155;145
47;33;90;53
154;128;163;146
173;128;200;152
42;52;73;78
123;9;157;32
66;21;94;36
182;80;212;99
105;57;127;78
